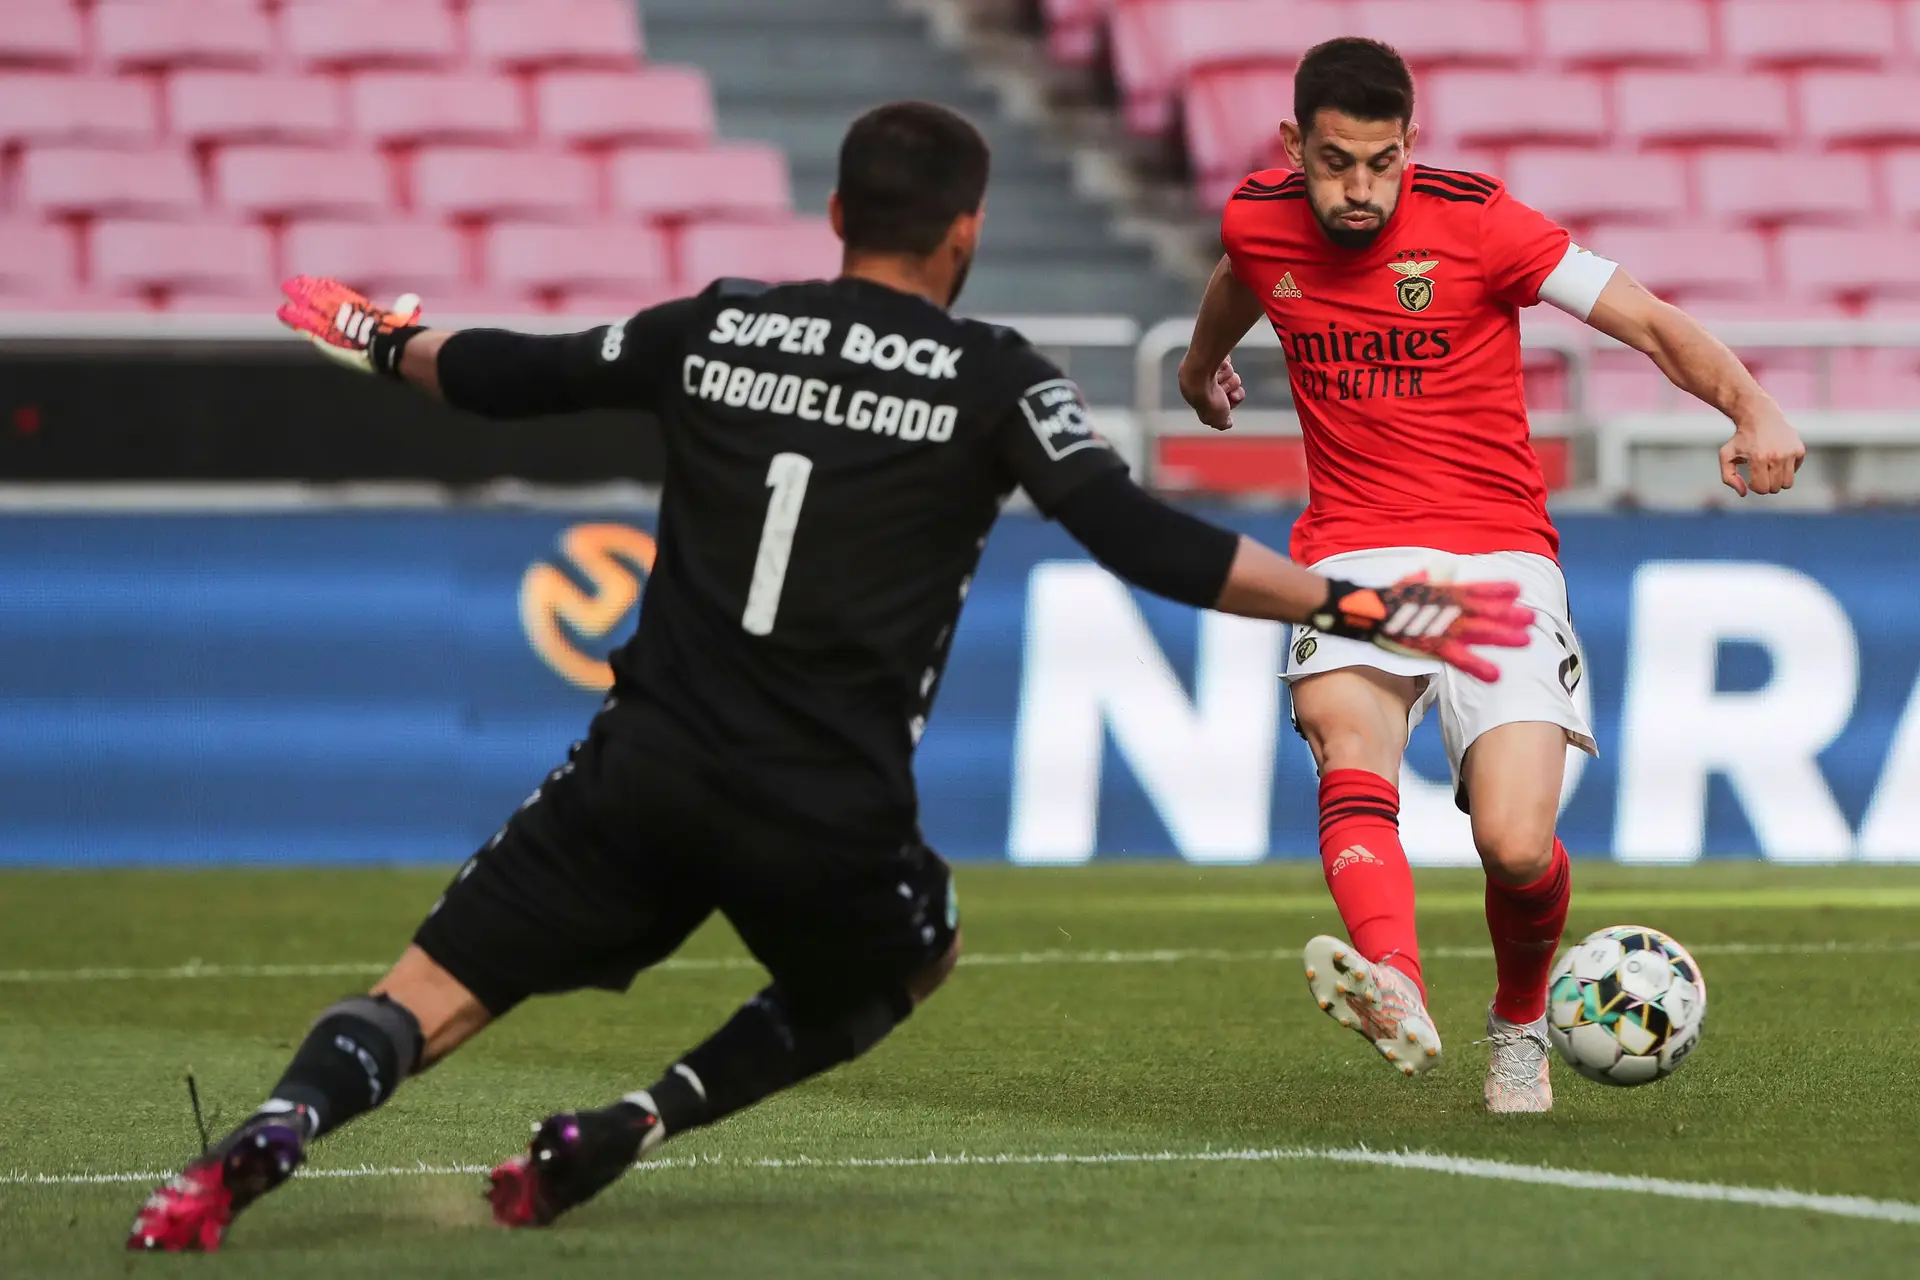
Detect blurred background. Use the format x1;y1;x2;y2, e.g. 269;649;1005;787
2;0;1917;868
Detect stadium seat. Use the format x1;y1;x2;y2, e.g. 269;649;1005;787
484;223;672;296
1504;149;1688;224
1539;1;1713;66
1041;0;1107;67
1111;0;1346;136
1891;152;1920;224
534;68;718;148
93;0;274;71
212;147;392;219
0;220;79;296
608;145;792;220
0;1;85;68
90;219;274;298
1613;73;1793;147
18;147;202;218
679;219;841;288
1721;2;1897;67
347;73;527;146
1422;72;1609;147
552;281;687;317
1777;229;1920;301
0;75;158;147
168;73;345;145
468;0;645;70
1183;67;1290;197
280;1;460;71
411;148;601;220
1694;152;1876;225
1580;227;1769;301
1352;2;1530;67
1800;75;1920;146
282;219;470;297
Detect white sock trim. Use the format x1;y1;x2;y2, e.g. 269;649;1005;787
671;1062;708;1102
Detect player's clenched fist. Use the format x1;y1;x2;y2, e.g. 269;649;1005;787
276;276;423;376
1311;573;1534;683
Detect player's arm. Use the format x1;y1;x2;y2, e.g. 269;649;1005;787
1174;256;1262;431
1583;271;1805;497
274;275;688;415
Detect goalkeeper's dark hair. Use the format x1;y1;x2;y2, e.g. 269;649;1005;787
837;101;990;257
1294;38;1415;132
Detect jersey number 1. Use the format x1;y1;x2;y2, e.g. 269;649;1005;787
742;452;813;636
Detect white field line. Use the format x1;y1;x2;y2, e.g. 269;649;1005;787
7;1146;1918;1225
3;938;1918;986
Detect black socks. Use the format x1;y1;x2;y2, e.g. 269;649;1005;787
262;995;424;1139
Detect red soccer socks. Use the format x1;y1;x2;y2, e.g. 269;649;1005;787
1486;839;1572;1023
1317;769;1424;998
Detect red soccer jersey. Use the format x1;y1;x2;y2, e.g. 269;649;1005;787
1221;163;1572;564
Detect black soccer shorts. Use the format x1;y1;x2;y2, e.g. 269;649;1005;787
412;725;958;1019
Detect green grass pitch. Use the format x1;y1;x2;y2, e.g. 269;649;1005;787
5;861;1920;1278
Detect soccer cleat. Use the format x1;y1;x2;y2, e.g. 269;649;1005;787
1303;935;1442;1077
126;1112;309;1252
1481;1007;1554;1113
488;1101;662;1228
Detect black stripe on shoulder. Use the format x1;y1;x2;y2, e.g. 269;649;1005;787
1238;176;1304;194
1411;183;1489;205
713;276;775;298
1414;166;1497;194
1232;190;1306;202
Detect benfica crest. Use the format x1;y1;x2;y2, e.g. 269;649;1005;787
1389;259;1437;313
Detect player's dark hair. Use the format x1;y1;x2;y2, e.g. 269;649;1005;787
837;101;990;257
1294;37;1415;132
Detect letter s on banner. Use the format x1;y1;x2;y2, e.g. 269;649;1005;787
1615;562;1857;863
519;523;657;692
1008;562;1282;865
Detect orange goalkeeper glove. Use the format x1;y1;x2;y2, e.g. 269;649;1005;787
276;275;424;377
1311;572;1535;683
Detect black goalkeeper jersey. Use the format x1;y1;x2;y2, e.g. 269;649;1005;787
556;275;1125;842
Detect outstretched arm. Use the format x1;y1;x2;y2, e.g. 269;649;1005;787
1175;256;1263;431
1584;270;1805;496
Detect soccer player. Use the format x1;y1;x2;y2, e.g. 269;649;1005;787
128;101;1533;1251
1179;40;1806;1112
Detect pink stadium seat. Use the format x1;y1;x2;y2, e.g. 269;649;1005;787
535;68;717;147
1042;0;1108;67
1540;1;1713;66
213;146;392;219
0;75;158;147
281;1;459;70
348;73;526;146
1183;67;1289;196
1908;1;1920;57
1354;2;1531;67
1778;229;1920;301
1722;2;1896;67
168;73;345;145
0;221;79;296
467;0;644;71
282;219;470;296
608;145;792;220
1891;153;1920;223
1505;149;1687;224
411;148;600;220
1423;72;1609;147
90;219;273;297
1801;75;1920;146
1580;227;1769;300
18;147;202;218
94;0;273;71
0;0;85;67
1695;152;1876;225
1613;73;1792;147
484;223;672;295
679;219;841;288
1111;0;1346;135
552;281;686;317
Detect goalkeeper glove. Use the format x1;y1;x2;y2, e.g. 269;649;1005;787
276;275;424;378
1311;572;1534;683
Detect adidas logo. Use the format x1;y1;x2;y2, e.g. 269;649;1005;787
1329;844;1382;875
1272;272;1303;300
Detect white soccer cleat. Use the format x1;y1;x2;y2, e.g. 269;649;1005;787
1482;1006;1554;1114
1302;935;1442;1077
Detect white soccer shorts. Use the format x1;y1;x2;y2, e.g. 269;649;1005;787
1281;546;1597;809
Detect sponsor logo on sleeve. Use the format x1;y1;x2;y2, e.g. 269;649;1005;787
1018;378;1107;461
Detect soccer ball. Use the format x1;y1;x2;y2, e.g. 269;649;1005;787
1547;925;1707;1086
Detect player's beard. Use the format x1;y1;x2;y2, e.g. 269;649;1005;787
1314;198;1389;250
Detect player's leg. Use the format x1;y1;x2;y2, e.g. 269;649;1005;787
1288;664;1444;1075
1460;722;1572;1113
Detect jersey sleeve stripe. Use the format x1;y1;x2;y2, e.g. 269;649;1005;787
1413;166;1496;195
1238;177;1304;194
1232;190;1306;201
1411;183;1489;204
